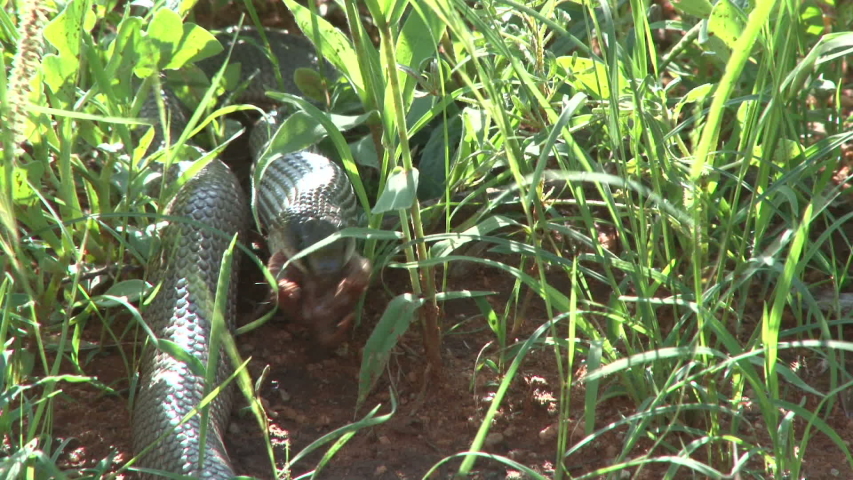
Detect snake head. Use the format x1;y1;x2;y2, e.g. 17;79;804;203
289;216;356;278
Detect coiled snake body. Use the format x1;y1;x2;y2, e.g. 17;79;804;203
132;27;369;478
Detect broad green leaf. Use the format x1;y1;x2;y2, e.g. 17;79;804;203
780;32;853;100
350;134;380;170
135;8;220;77
164;22;221;70
93;280;152;308
417;115;462;200
356;294;424;410
257;111;334;161
294;67;329;102
393;7;444;106
474;297;500;336
163;0;198;17
372;166;419;213
156;339;206;377
674;83;713;119
707;0;747;52
12;161;42;205
799;1;825;38
146;8;184;64
671;0;714;17
43;0;93;93
281;0;365;98
369;0;409;25
697;19;732;66
556;56;628;100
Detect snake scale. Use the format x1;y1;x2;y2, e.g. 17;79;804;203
132;26;369;478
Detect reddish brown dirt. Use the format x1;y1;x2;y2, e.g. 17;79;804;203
49;263;565;479
46;254;853;479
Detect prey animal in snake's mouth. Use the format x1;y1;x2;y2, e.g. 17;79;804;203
268;244;371;347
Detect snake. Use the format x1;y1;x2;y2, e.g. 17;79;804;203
131;26;370;479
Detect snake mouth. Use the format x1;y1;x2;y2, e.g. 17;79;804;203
268;251;371;346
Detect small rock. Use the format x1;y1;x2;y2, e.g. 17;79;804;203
278;388;291;403
502;426;516;438
538;423;558;443
280;406;296;418
318;414;331;427
484;432;504;448
66;448;83;464
374;465;388;477
605;444;618;459
280;407;301;422
507;449;526;461
228;422;241;435
378;435;392;445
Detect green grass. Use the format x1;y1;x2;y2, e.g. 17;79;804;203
3;0;853;478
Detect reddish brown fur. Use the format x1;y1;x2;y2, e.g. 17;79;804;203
267;252;371;347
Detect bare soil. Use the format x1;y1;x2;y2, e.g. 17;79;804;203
49;256;853;479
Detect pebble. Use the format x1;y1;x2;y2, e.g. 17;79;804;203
374;465;388;477
507;449;526;461
278;388;291;402
484;432;504;448
378;435;392;445
67;448;83;464
538;423;558;443
280;406;308;425
318;414;331;427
